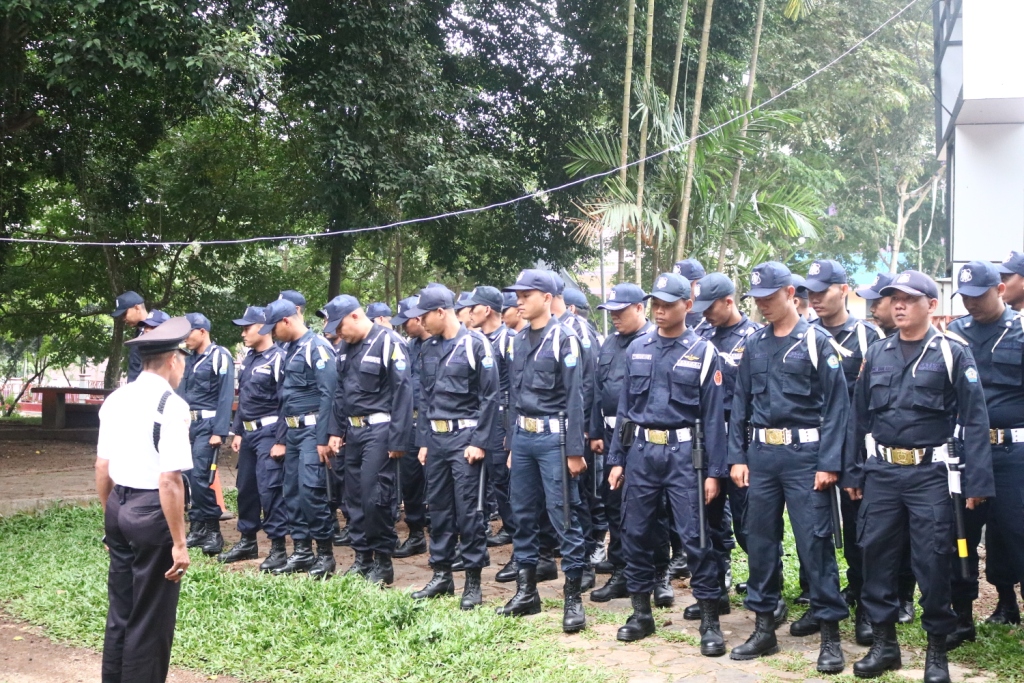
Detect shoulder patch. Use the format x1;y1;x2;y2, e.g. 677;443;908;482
564;354;577;368
395;358;407;371
713;370;723;386
965;367;979;383
482;355;494;369
315;359;326;369
826;354;840;369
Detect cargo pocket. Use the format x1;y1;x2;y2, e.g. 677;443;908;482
810;488;834;539
855;501;869;547
933;503;955;555
375;466;397;508
259;454;284;489
301;462;325;490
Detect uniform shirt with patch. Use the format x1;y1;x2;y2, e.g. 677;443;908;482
231;343;285;433
177;342;236;438
559;310;597;426
814;315;881;402
697;313;762;415
591;321;655;436
275;329;338;446
948;305;1024;428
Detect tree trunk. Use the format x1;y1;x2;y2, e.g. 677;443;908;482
633;0;656;286
666;0;690;124
674;0;716;261
889;175;935;273
617;0;637;283
101;244;126;389
395;229;404;309
328;233;355;299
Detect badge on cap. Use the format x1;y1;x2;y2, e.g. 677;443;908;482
809;263;821;276
693;283;701;297
897;273;911;283
517;270;527;282
874;274;883;285
751;271;762;286
657;276;668;289
960;269;972;282
965;367;978;383
672;264;681;274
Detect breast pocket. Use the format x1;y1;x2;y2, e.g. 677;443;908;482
867;371;892;410
912;370;946;412
439;362;471;393
991;347;1022;386
628;361;652;395
781;361;813;397
669;368;701;406
358;363;380;391
283;359;310;390
749;357;768;394
421;357;439;389
531;358;557;390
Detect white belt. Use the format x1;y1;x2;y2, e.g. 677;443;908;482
285;414;317;428
348;412;390;427
990;428;1024;445
604;416;617;429
517;416;561;433
636;427;691;445
756;427;819;445
242;415;278;432
429;419;478;433
873;443;950;466
190;409;217;421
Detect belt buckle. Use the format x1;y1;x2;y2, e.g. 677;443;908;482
349;416;365;428
190;410;199;421
990;429;1002;445
765;428;786;446
523;417;540;433
432;420;450;433
285;416;299;428
890;448;916;466
243;420;257;432
647;429;669;445
412;410;419;420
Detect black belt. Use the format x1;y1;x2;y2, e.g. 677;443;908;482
113;484;158;494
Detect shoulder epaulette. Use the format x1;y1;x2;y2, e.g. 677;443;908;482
944;330;969;346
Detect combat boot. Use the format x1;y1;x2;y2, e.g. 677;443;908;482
853;622;901;678
945;598;975;650
259;538;288;573
617;592;656;642
773;597;789;629
985;586;1021;625
486;527;512;547
201;520;224;556
308;539;336;579
536;554;558;582
667;553;690;579
590;567;628;602
495;559;518;583
653;568;674;608
332;519;351;547
345;550;374;578
854;602;873;646
924;633;951;683
186;518;207;548
817;620;845;674
272;539;315;575
460;568;482;610
393;529;427;558
218;534;258;563
496;566;541;617
730;611;778;660
413;568;455;599
698;598;726;657
897;574;916;624
367;553;394;585
580;566;596;592
685;593;731;620
790;607;821;637
562;575;586;633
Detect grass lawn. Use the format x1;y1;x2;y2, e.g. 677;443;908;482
0;415;42;426
0;504;606;683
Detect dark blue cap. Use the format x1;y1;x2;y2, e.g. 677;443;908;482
745;262;793;298
563;288;590;310
501;292;518;311
791;275;809;299
454;292;475;311
855;272;896;301
672;259;706;281
139;309;170;328
954;261;1001;297
504;269;559;295
320;295;361;335
802;259;848;292
880;270;939;299
691;273;736;313
185;312;211;332
260;299;299;335
278;290;306;308
997;250;1024;277
597;283;646;311
366;302;393;319
112;291;144;317
549;272;566;296
232;306;266;327
646;272;691;303
405;286;456;318
126;317;191;356
391;296;420;326
467;286;503;311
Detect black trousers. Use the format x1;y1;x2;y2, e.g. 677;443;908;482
425;428;490;569
344;421;399;554
398;431;428;533
102;487;180;683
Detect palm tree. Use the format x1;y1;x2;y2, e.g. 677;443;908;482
616;0;638;283
632;0;657;285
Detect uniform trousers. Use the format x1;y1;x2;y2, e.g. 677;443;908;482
327;452;348;522
282;425;333;541
102;487;179;683
235;423;288;539
344;421;399;554
425;428;490;568
399;424;428;533
185;419;220;523
487;445;516;534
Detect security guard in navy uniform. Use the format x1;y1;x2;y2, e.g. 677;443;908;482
589;283;655;602
455;291;476;327
945;261;1024;644
218;306;290;570
391;295;430;559
673;259;707;330
728;262;849;674
605;273;728;654
408;287;499;608
327;296;414;586
262;299;339;578
502;291;526;332
564;288;601;345
316;298;352;547
112;291;149;382
177;312;235;557
498;269;589;634
845;270;994;683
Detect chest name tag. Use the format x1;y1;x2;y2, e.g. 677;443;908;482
254;366;272;375
632;353;652;361
676;360;701;370
363;356;381;364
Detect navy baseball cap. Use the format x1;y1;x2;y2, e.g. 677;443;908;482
791;275;809;299
278;290;306;308
745;262;793;298
880;270;939;299
646;272;691;303
112;291;144;317
367;302;393;319
954;261;1001;297
996;250;1024;277
232;306;266;327
672;259;706;281
454;291;475;311
501;292;518;312
597;283;646;311
391;296;420;326
691;273;736;313
467;285;503;311
139;309;170;328
802;259;848;292
504;269;559;295
185;312;211;332
548;272;566;296
260;299;299;335
563;288;589;310
320;295;361;335
405;286;456;318
856;272;896;301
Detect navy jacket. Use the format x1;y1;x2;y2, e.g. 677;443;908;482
697;314;761;416
231;344;284;433
177;342;235;438
591;321;655;436
275;329;337;446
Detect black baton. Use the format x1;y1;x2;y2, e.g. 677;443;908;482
692;419;707;549
476;458;487;513
947;436;970;579
829;485;843;549
207;446;219;487
559;412;570;531
324;456;334;503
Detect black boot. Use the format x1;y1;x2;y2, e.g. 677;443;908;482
345;550;374;578
200;520;224;556
945;598;975;650
217;534;258;563
790;608;820;637
730;611;778;660
451;552;465;572
986;586;1021;625
460;568;482;610
308;539;336;579
496;566;541;617
667;554;690;579
653;568;674;608
854;603;873;646
580;566;596;592
393;529;427;558
699;598;726;657
617;592;656;642
367;553;394;585
897;576;916;624
486;527;512;547
853;622;901;678
591;567;628;602
773;597;789;629
333;519;351;547
273;539;315;575
185;518;206;548
685;594;731;620
817;620;845;674
562;575;586;633
796;589;811;605
536;554;558;582
495;559;518;583
735;582;748;595
259;538;288;573
413;568;455;599
924;633;951;683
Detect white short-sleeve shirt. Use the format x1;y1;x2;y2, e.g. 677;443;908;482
98;371;193;489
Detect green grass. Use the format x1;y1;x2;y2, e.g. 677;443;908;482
0;415;42;426
0;504;607;683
